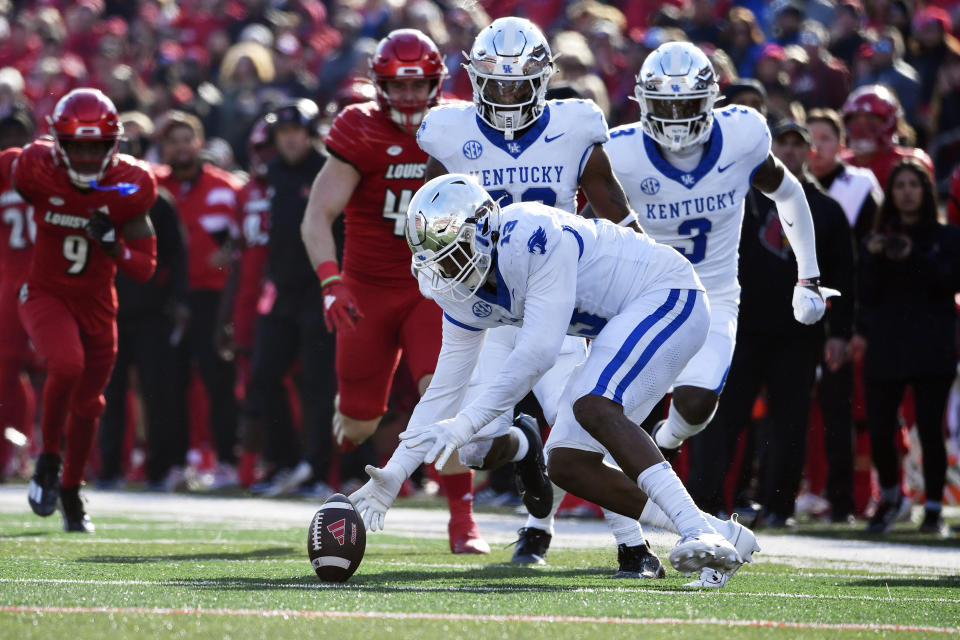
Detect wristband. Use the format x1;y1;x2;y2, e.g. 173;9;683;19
316;261;341;288
617;212;639;227
797;277;821;287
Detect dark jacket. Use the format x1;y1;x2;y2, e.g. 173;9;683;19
859;219;960;379
116;187;188;319
738;174;856;340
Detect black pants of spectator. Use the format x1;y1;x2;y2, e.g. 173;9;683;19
687;332;821;520
175;290;238;465
100;313;184;484
864;375;953;503
817;361;855;518
245;291;335;479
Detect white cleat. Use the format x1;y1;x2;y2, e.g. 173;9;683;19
685;514;760;588
669;532;741;575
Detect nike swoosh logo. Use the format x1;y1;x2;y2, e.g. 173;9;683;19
784;218;794;227
717;161;736;172
544;133;565;143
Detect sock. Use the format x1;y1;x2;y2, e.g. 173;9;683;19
439;470;474;521
637;462;714;538
880;485;901;504
525;483;565;535
640;500;677;533
924;500;942;513
655;402;715;450
61;413;98;488
509;426;529;462
603;508;645;547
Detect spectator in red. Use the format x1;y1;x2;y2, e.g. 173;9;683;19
907;6;959;132
790;21;850;111
861;159;960;537
155;110;243;490
840;84;934;191
0;13;42;75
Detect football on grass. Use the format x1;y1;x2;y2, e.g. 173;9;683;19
307;493;366;582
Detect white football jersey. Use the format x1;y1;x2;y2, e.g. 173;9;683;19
436;202;703;337
417;99;608;214
606;105;771;295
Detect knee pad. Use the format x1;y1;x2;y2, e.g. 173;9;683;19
457;438;493;469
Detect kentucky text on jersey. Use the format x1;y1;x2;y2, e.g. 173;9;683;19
43;211;89;229
384;163;427;180
645;189;738;219
469;165;564;188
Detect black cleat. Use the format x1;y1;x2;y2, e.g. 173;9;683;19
512;413;553;519
650;420;680;463
60;485;95;533
511;527;551;565
28;453;62;517
612;541;667;579
865;495;908;534
918;508;949;537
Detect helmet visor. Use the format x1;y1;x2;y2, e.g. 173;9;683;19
480;77;535;107
646;96;709;122
61;139;115;177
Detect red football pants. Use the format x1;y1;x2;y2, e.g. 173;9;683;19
0;279;35;470
20;287;117;487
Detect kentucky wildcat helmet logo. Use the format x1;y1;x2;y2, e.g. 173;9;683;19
527;226;547;254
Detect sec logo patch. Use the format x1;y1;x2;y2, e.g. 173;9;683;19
640;177;661;195
463;140;483;160
386;145;403;156
472;301;492;317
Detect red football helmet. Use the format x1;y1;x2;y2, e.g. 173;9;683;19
841;84;901;155
47;88;122;186
370;29;446;134
247;116;276;179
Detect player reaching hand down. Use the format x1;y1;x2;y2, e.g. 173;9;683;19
16;89;158;532
350;175;760;580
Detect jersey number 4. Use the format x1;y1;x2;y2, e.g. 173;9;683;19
675;217;712;264
383;188;413;236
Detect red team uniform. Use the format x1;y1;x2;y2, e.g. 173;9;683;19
0;148;36;474
839;85;934;188
324;99;443;421
17;90;157;531
234;175;271;357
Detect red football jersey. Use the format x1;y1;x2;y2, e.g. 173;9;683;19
156;163;243;291
325;100;465;285
840;145;934;192
0;148;34;288
12;138;157;304
233;177;270;350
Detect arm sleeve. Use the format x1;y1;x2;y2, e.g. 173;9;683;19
115;234;157;283
405;316;487;431
769;171;820;280
458;234;578;430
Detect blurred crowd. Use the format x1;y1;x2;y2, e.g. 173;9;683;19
0;0;959;531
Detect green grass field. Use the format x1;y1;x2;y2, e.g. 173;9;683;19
1;491;958;639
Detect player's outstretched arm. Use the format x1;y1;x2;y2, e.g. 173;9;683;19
424;156;449;182
579;144;641;231
301;155;364;331
752;153;836;324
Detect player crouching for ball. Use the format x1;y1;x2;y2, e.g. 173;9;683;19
350;174;760;580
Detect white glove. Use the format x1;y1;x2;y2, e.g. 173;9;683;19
348;464;403;532
398;414;475;471
792;281;841;325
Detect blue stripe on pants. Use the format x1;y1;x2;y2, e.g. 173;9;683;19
612;289;699;404
589;288;681;398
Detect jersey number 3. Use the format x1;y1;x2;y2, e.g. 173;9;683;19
675;217;712;264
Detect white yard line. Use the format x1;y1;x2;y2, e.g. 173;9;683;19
0;605;957;634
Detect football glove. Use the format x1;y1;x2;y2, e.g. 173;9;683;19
349;465;403;532
792;279;840;325
322;279;363;332
399;414;476;471
86;211;119;255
